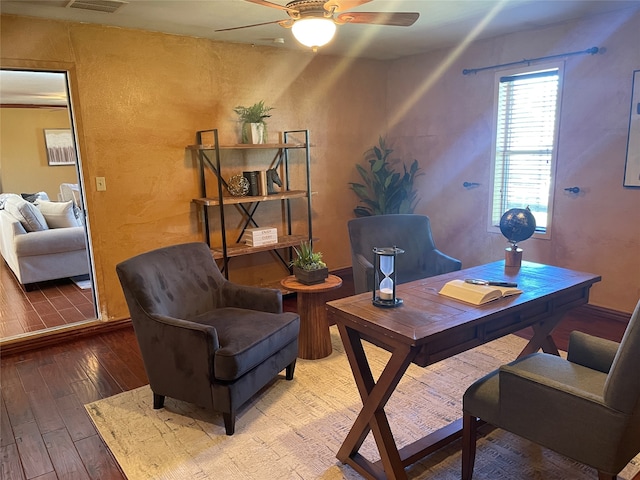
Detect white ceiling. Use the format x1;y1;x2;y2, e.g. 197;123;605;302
2;0;639;61
1;0;639;105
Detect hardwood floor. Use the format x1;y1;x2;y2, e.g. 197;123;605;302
0;287;633;479
0;260;96;340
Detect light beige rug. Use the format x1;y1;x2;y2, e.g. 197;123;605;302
86;327;639;480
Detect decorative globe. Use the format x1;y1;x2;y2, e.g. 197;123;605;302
499;207;536;247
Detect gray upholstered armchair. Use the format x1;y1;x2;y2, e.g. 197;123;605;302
116;242;300;435
347;214;461;294
462;299;640;480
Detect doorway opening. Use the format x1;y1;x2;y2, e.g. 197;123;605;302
0;68;98;341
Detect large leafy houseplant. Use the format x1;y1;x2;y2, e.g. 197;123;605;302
349;137;422;217
233;101;273;143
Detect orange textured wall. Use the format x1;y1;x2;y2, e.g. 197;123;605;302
1;14;387;320
386;8;640;313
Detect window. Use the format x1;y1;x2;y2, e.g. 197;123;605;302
489;64;563;236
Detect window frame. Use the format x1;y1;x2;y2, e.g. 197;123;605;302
487;61;564;240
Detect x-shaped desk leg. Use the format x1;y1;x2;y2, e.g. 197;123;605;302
336;323;421;480
518;312;564;358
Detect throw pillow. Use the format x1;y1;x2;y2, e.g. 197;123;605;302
4;196;49;232
36;200;80;228
21;191;50;203
0;193;21;209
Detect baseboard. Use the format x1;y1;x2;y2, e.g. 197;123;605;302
573;304;631;324
0;318;132;357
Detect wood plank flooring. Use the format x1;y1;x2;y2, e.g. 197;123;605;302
0;288;634;479
0;260;96;340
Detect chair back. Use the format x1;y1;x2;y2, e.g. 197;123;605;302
604;299;640;413
116;242;225;321
348;214;439;293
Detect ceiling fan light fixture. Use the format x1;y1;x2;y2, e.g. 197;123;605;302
291;17;336;50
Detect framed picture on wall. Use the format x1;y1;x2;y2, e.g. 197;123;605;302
624;69;640;187
44;128;76;166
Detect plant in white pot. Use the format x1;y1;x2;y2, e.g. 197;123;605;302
233;101;273;144
290;240;328;285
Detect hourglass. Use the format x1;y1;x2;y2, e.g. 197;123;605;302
372;246;404;308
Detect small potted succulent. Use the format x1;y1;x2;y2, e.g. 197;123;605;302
233;100;273;144
291;240;328;285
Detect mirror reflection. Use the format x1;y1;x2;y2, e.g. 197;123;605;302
0;69;96;341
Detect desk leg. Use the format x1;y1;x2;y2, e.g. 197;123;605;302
336;324;419;480
297;292;332;360
519;313;563;357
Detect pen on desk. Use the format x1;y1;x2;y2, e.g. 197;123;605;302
465;279;518;288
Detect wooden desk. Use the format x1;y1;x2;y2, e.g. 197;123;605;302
281;274;343;359
326;261;601;480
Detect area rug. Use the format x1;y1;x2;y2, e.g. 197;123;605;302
86;327;640;480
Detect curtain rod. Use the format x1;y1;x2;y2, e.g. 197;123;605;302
462;46;600;75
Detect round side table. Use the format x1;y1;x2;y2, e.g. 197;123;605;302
281;274;343;360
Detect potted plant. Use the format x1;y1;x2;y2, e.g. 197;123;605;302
349;136;422;217
233;101;273;144
290;240;328;285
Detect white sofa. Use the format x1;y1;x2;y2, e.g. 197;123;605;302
0;194;89;287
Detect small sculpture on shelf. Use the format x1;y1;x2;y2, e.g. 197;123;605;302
266;168;282;194
228;174;249;196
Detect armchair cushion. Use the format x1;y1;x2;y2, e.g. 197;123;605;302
190;307;299;381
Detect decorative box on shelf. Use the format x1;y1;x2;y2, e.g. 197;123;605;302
244;227;278;246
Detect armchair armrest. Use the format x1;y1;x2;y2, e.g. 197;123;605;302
354;253;375;293
138;313;220;390
220;281;283;313
567;331;619;373
431;249;462;274
500;363;605;405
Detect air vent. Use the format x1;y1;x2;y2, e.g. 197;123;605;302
66;0;127;13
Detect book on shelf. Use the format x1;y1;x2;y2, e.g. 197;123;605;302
438;279;522;305
243;227;278;246
242;171;260;196
258;170;268;196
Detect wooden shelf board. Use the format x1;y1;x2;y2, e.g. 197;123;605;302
211;234;307;259
193;190;308;206
186;143;307;151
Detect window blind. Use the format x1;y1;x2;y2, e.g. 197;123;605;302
491;68;560;233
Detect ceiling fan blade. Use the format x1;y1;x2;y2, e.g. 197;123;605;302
336;11;419;26
245;0;299;14
215;19;287;32
324;0;372;13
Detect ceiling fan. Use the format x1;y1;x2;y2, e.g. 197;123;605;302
216;0;419;51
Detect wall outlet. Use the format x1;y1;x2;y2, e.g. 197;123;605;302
96;176;106;191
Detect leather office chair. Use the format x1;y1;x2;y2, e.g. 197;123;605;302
462;299;640;480
116;242;300;435
347;214;461;294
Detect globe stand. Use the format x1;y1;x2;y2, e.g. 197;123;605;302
505;246;523;268
500;208;536;269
